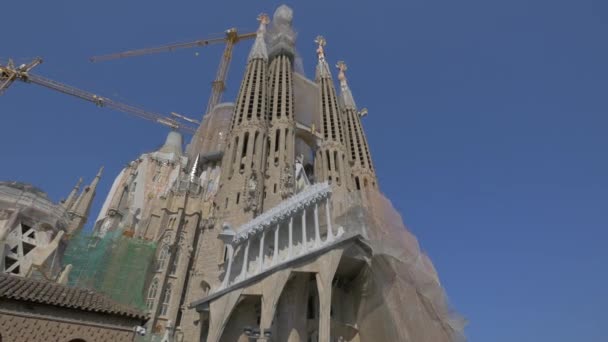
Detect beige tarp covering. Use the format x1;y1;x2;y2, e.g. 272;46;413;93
338;190;466;341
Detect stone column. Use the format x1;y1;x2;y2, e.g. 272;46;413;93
301;209;307;253
273;224;279;265
284;273;311;342
240;240;250;279
221;245;234;288
258;231;265;273
314;203;321;246
205;289;244;342
315;249;343;342
260;270;291;340
288;216;293;258
325;198;334;241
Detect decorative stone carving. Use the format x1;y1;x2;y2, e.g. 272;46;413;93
243;172;260;213
280;164;295;199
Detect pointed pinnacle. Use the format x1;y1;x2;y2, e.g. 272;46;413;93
257;13;270;25
315;36;327;60
336;61;348;85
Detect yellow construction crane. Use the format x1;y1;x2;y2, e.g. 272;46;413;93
0;57;197;134
89;14;269;115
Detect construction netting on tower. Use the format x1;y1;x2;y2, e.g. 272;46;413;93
63;228;157;311
336;189;467;342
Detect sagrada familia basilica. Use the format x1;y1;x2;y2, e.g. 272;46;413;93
0;5;465;342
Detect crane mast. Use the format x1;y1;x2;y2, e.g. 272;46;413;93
0;58;196;134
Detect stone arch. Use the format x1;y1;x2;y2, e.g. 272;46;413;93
157;244;170;270
160;283;172;316
220;295;261;342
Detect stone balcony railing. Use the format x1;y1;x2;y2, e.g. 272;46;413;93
216;182;344;292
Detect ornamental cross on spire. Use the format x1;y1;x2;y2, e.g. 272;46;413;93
315;35;327;60
336;60;348;86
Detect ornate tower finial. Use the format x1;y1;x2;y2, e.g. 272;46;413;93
257;13;270;26
257;13;270;33
336;60;348;86
249;13;270;61
315;36;327;60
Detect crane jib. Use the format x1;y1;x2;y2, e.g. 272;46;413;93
0;59;197;134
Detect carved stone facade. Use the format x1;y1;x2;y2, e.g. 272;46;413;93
81;5;463;342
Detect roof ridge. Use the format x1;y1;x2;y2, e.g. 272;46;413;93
0;273;147;320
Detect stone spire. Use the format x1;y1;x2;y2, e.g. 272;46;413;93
62;177;82;210
337;62;378;192
263;4;298;210
336;61;356;110
67;166;103;235
313;37;352;216
314;36;346;146
248;13;269;61
217;12;270;226
315;36;331;78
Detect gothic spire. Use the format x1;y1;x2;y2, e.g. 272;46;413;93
313;35;352;215
336;61;357;110
338;61;378;191
62;177;83;210
67;166;103;235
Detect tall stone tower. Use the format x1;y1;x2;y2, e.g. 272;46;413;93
264;5;297;209
313;37;352;215
216;14;270;226
337;61;378;193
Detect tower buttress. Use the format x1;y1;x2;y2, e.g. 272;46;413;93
263;5;298;210
337;61;378;192
313;37;352;216
216;14;270;226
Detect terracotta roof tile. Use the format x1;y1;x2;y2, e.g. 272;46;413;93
0;273;147;321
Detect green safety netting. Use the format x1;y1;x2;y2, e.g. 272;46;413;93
63;229;157;311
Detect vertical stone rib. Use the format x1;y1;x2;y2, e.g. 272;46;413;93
265;54;296;210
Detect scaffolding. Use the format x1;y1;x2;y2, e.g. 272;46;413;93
63;228;157;310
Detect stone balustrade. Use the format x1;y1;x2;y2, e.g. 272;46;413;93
216;182;344;292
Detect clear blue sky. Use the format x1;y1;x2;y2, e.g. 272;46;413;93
2;1;606;341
